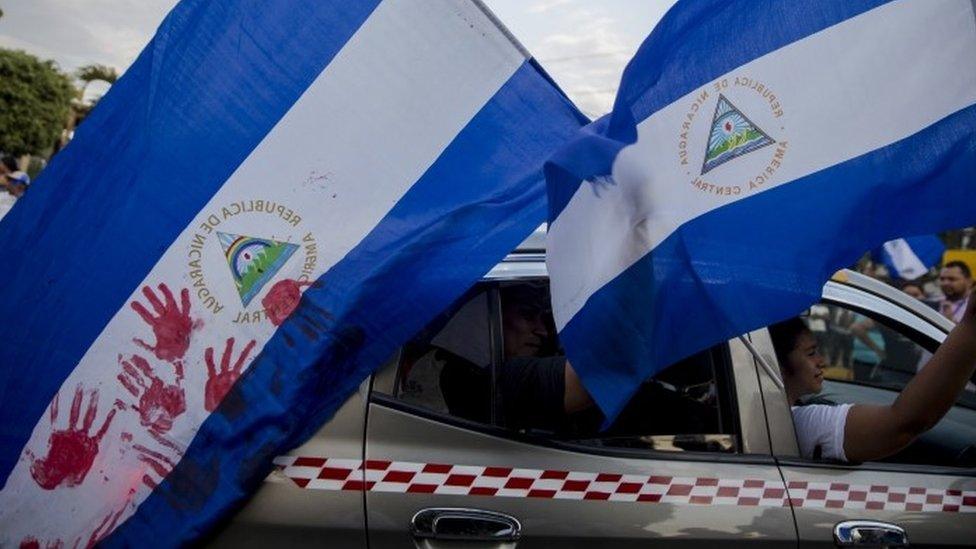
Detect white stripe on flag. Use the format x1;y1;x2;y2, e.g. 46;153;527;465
0;0;524;543
549;0;976;330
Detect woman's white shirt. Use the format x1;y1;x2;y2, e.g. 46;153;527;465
791;403;852;461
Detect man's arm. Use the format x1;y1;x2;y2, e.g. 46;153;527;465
843;297;976;463
564;361;594;413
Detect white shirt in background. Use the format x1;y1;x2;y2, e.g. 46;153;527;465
0;191;17;222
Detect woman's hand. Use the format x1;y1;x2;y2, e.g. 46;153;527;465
842;295;976;463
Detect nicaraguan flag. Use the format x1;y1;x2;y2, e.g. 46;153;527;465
0;0;585;545
546;0;976;422
872;235;946;280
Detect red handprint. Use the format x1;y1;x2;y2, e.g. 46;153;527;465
85;503;129;549
26;386;122;490
130;284;195;362
117;354;186;434
132;430;184;490
20;538;64;549
204;337;257;412
261;279;312;326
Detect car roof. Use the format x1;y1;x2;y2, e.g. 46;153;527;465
514;224;547;253
490;226;955;333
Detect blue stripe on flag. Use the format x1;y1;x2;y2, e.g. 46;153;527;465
547;0;889;221
0;0;380;485
104;60;584;546
562;102;976;422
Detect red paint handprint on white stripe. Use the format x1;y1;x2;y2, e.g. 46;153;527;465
130;284;197;362
204;338;257;412
117;354;186;434
26;386;122;490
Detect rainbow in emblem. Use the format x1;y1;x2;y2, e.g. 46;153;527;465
217;231;299;307
701;94;774;175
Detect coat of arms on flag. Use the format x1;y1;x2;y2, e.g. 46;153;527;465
217;232;298;307
702;94;775;174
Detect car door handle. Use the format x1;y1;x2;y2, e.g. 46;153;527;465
834;520;908;547
411;508;521;541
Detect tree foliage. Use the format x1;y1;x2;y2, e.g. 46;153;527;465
0;48;74;156
76;64;118;85
75;63;118;99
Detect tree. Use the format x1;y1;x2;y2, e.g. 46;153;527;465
64;64;118;138
0;49;74;156
75;64;118;101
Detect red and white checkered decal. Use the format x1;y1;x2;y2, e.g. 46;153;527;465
786;481;976;513
272;457;976;512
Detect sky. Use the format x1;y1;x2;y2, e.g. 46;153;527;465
0;0;676;117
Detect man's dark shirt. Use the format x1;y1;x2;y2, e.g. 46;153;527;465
439;353;567;431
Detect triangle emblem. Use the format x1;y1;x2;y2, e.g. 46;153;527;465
217;231;299;307
701;94;775;175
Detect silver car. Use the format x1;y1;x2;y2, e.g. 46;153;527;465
212;235;976;547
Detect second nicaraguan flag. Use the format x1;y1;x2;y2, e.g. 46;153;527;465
872;235;946;281
545;0;976;422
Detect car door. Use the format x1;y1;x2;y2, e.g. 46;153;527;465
753;274;976;548
359;280;796;547
207;380;370;548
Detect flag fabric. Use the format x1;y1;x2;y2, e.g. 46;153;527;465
0;0;585;546
872;235;946;281
545;0;976;423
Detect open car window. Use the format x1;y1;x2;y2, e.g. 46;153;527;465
795;302;976;468
382;281;740;454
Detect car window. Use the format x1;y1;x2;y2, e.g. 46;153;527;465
814;302;976;408
394;287;493;423
382;281;739;454
796;301;976;467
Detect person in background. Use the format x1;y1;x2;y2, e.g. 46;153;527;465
850;313;884;381
899;280;939;311
769;295;976;463
825;306;854;369
900;281;925;301
0;156;29;221
938;261;972;323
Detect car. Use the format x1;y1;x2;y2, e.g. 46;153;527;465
210;230;975;547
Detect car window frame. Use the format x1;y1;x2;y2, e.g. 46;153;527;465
371;278;764;465
759;287;976;477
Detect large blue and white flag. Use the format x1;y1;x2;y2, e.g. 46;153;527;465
546;0;976;422
0;0;584;545
872;235;946;280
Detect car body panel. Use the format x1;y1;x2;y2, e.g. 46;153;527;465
776;463;976;548
729;335;773;455
365;402;796;547
207;380;370;548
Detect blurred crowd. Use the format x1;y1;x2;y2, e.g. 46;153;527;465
811;260;973;391
0;155;31;221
